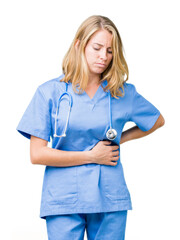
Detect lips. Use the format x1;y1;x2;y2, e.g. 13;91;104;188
95;63;106;67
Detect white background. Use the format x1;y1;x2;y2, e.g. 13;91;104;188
0;0;179;239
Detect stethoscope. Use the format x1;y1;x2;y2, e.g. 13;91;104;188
54;82;117;141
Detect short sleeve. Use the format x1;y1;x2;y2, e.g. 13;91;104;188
129;85;160;131
16;86;51;141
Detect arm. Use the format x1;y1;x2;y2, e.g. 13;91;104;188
30;136;92;167
30;136;120;167
120;113;165;145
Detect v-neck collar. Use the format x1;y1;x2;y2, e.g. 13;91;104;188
58;77;109;110
81;80;108;110
84;83;102;102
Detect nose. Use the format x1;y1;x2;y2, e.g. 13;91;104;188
100;49;108;61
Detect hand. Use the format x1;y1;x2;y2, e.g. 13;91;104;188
89;141;119;166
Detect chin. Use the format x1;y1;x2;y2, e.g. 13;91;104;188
92;68;105;75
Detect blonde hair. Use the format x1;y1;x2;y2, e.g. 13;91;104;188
61;15;129;99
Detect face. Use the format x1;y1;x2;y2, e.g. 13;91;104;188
84;29;113;78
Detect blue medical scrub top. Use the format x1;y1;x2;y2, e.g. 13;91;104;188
16;74;160;219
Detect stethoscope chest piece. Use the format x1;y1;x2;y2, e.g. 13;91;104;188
106;128;117;140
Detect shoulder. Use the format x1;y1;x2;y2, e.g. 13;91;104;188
123;82;136;92
38;74;66;92
122;82;137;98
37;74;66;100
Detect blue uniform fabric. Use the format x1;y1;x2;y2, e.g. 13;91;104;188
46;211;127;240
16;74;160;219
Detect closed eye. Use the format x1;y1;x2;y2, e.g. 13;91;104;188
93;47;112;54
93;47;100;51
93;43;112;54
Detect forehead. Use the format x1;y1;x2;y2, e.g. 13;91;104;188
88;29;113;46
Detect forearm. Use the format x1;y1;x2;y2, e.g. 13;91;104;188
31;146;92;167
120;126;150;144
120;114;165;145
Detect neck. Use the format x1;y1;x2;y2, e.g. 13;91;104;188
87;73;101;87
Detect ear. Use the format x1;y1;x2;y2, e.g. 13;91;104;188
74;39;80;49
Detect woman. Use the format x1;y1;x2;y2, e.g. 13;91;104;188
16;15;165;240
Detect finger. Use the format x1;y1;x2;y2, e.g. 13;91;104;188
112;145;119;150
112;152;119;158
112;149;119;155
112;155;119;160
103;141;112;145
110;161;118;166
112;148;119;153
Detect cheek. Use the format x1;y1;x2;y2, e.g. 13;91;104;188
108;55;113;63
106;56;113;66
85;48;97;65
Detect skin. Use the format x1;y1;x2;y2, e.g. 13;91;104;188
30;29;165;167
84;29;113;86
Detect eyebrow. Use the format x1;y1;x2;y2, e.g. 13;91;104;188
93;42;112;49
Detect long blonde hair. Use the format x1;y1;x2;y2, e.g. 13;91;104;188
61;15;129;99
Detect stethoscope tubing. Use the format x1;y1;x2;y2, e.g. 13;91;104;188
54;90;73;137
54;82;117;140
